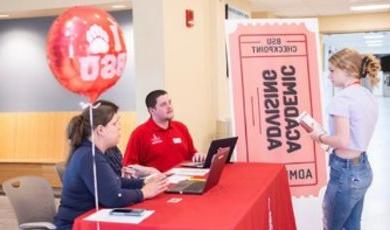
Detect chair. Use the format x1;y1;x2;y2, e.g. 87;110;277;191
2;176;56;229
55;162;66;182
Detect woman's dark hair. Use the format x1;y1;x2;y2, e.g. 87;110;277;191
66;100;119;164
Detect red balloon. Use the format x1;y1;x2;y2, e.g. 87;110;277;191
47;6;127;102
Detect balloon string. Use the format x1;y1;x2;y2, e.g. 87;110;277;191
88;104;99;211
86;102;101;230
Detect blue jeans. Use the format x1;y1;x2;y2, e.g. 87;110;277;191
323;152;373;230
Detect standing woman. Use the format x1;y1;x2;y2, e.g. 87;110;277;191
310;48;381;229
55;100;169;229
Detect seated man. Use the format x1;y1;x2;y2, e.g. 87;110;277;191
123;89;205;172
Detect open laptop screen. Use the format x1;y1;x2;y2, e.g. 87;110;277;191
181;136;238;168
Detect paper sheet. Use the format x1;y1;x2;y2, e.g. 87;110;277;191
168;174;191;183
167;167;209;176
84;209;154;224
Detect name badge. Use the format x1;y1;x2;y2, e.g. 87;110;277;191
173;137;182;144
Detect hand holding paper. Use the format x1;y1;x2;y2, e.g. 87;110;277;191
296;111;329;151
295;111;326;135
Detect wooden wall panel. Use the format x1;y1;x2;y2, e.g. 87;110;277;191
0;113;15;160
0;163;62;188
0;111;136;163
117;112;137;152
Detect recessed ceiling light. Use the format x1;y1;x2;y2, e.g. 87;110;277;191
350;4;390;11
365;40;383;44
112;5;127;9
367;43;382;47
364;34;384;40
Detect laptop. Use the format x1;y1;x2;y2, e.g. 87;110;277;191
180;136;238;168
165;147;229;195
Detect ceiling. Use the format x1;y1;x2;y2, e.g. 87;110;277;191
246;0;390;53
0;0;132;19
249;0;390;17
0;0;388;53
0;0;389;19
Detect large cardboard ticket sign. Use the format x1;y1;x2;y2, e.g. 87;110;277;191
226;19;326;196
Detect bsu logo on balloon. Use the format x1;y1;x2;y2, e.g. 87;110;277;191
79;24;126;81
47;6;127;102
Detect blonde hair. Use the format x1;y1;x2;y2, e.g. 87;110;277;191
329;48;381;86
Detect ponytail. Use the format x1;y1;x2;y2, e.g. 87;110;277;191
360;54;381;86
66;114;89;164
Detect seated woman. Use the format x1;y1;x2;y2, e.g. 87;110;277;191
55;100;169;229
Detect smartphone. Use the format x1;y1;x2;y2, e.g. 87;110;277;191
109;208;145;216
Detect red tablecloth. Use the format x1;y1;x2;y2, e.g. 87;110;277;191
73;163;296;230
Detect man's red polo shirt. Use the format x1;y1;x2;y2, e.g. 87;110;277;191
123;118;197;172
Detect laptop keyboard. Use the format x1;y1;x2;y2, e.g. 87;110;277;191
168;180;206;192
169;180;194;191
185;181;205;192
